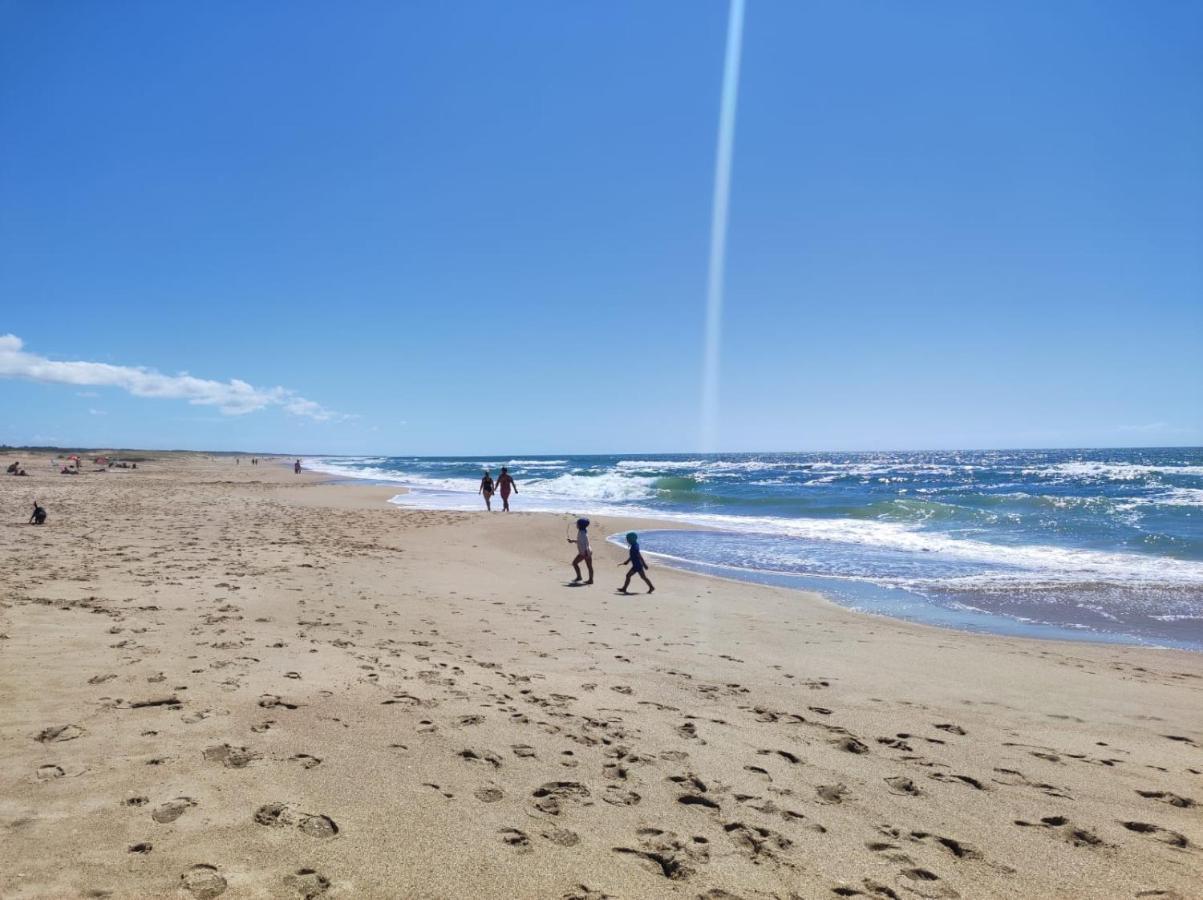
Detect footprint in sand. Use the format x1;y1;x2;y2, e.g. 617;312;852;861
563;885;614;900
816;784;849;804
258;694;299;710
254;803;338;837
542;827;580;847
289;754;322;769
35;724;85;743
458;748;503;768
723;821;793;862
298;814;338;838
1121;821;1190;849
532;781;591;815
37;764;65;781
884;776;922;796
933;723;967;736
1137;790;1196;809
499;827;532;851
602;787;641;807
831;736;869;754
284;868;330;898
181;864;226;898
203;744;258;768
152;797;197;824
474;787;504;803
1014;816;1107;848
613;829;707;881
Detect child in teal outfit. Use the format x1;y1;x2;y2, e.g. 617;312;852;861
618;532;654;594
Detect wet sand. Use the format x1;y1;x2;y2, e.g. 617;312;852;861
1;453;1201;899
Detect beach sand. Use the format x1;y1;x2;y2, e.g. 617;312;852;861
2;453;1201;899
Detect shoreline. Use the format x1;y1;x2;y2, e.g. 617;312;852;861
309;461;1203;655
3;453;1201;898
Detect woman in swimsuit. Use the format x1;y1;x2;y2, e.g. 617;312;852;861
496;467;517;512
479;470;495;511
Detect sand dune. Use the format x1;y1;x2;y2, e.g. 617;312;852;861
1;454;1200;898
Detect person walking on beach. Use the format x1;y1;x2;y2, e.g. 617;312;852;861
294;459;301;474
568;518;594;584
479;469;495;511
618;532;654;594
496;467;517;512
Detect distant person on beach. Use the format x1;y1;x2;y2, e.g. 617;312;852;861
568;518;594;584
479;470;495;511
618;532;654;594
30;501;47;525
294;459;301;474
497;467;517;511
6;461;18;474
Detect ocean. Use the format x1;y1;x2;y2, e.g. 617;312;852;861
307;449;1203;651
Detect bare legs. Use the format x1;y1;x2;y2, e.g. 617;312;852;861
620;569;654;594
571;552;594;584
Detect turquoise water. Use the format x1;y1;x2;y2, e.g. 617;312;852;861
308;449;1203;650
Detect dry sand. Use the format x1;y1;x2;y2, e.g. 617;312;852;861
1;453;1201;899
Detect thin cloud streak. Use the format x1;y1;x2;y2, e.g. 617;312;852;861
0;334;340;421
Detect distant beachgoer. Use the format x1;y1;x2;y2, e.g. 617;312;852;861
6;461;18;474
30;501;47;525
294;459;301;474
479;470;495;511
618;532;654;594
497;467;517;512
568;518;594;584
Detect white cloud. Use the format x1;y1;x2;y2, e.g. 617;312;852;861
0;334;340;421
88;408;107;416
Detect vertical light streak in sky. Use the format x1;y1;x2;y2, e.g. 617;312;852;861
700;0;745;453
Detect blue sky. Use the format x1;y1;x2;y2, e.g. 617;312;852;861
1;0;1200;454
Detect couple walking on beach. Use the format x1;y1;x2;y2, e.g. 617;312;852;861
568;519;654;594
479;467;516;511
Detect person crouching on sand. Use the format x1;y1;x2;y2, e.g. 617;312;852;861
568;518;594;584
30;501;47;525
497;466;517;511
618;532;654;594
479;469;495;511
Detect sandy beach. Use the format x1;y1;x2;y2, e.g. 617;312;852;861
2;453;1201;900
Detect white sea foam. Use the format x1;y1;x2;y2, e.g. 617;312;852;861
1028;462;1203;481
615;459;708;471
519;472;658;502
1148;488;1203;508
304;458;408;483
